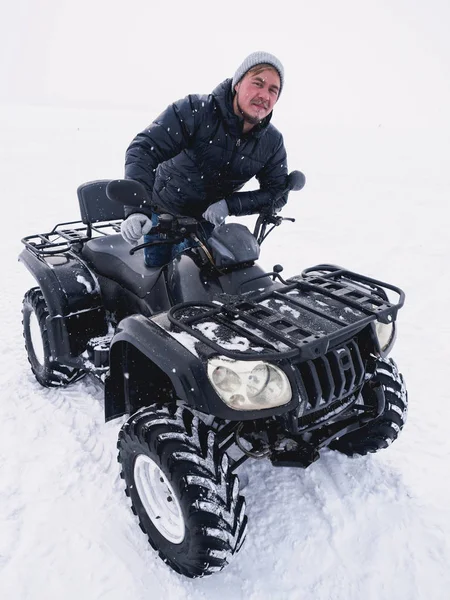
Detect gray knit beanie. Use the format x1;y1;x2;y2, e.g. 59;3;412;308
232;51;284;95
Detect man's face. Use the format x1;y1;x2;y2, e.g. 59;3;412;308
233;68;280;127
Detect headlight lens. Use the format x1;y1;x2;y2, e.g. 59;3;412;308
211;365;241;393
207;357;292;411
247;363;270;397
375;320;395;353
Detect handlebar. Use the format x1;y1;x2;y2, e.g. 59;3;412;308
107;169;306;253
128;214;201;255
130;211;297;255
251;170;305;243
253;213;296;245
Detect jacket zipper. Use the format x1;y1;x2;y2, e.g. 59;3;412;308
222;136;243;193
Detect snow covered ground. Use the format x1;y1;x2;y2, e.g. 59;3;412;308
2;1;450;599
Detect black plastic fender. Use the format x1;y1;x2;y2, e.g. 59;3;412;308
19;248;107;361
105;314;214;420
105;313;300;422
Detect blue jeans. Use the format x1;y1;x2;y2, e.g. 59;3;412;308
143;214;214;268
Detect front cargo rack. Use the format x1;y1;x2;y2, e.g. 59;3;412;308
168;264;405;362
21;220;121;256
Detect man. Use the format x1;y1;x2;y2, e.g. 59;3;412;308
121;51;288;267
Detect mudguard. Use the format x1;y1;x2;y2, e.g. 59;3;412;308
19;247;107;361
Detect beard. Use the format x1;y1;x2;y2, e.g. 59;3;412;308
236;95;266;125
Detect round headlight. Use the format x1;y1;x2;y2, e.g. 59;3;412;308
211;366;241;393
207;357;292;411
375;321;395;353
247;363;270;398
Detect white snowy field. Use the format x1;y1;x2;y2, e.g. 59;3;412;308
1;102;450;600
2;0;450;598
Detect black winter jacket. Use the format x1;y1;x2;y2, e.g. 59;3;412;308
124;79;288;219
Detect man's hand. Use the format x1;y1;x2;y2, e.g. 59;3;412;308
202;200;229;226
120;213;153;245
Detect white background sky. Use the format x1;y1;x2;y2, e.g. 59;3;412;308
1;2;450;598
2;0;450;128
2;0;450;215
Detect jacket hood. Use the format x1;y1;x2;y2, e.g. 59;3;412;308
211;78;273;138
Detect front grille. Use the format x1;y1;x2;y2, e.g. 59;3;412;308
297;340;365;417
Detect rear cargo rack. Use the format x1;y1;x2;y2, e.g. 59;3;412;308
168;265;405;362
21;220;121;256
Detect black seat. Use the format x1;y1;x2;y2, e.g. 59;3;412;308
82;235;163;298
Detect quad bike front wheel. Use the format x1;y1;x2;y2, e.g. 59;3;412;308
117;405;247;578
331;357;408;456
22;287;84;387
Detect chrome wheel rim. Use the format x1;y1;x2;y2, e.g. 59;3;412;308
133;454;185;544
29;311;45;366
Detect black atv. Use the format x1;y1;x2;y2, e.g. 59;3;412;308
19;172;407;578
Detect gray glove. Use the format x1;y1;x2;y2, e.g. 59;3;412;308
202;199;229;226
120;213;153;245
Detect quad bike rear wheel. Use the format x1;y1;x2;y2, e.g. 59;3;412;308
22;287;84;387
330;357;407;456
117;405;247;578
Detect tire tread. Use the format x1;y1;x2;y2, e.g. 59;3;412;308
331;357;407;456
117;405;247;578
